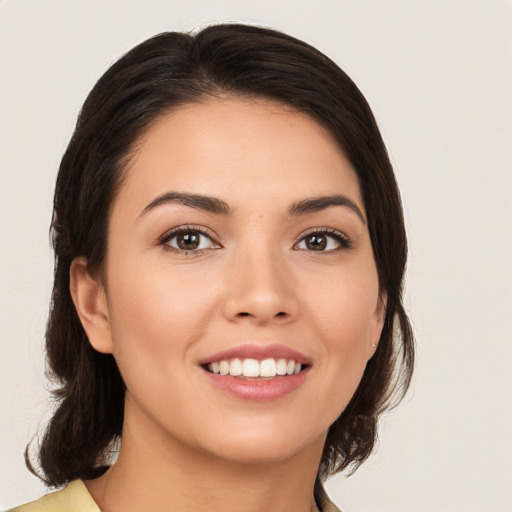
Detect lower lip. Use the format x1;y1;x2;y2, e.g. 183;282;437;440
202;367;310;401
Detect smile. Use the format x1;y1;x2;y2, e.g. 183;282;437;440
206;358;303;378
199;345;312;401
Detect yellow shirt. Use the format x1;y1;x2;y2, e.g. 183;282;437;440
9;479;341;512
8;481;100;512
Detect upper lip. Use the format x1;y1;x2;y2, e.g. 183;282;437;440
198;343;312;366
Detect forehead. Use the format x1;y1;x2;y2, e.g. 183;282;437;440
116;97;364;217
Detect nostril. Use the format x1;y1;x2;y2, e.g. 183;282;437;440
276;312;287;317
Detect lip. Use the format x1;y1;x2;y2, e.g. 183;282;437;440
197;343;312;365
202;366;311;401
198;343;312;402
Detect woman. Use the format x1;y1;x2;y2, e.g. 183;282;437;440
11;23;414;512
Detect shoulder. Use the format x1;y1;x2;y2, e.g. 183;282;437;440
7;481;101;512
315;479;343;512
9;478;340;512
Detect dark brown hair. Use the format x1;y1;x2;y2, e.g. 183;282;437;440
28;23;414;486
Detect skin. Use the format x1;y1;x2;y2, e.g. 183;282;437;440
70;97;385;512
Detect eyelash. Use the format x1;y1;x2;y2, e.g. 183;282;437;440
158;225;352;254
295;228;353;252
159;225;219;255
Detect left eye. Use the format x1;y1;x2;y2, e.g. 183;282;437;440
165;230;217;251
296;231;349;252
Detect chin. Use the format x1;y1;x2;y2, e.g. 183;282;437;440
192;417;328;466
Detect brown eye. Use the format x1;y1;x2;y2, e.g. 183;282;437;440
177;232;200;250
304;234;327;251
164;228;218;252
296;230;351;252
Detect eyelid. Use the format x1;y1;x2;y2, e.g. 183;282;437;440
158;224;222;249
294;227;353;251
156;225;352;253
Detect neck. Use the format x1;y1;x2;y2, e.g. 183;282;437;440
86;400;325;512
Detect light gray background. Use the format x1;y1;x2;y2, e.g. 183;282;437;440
1;1;511;510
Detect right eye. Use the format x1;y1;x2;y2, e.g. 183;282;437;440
161;227;220;252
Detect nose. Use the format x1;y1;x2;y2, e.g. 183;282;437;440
221;246;298;326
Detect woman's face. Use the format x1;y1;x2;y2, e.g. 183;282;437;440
88;97;384;465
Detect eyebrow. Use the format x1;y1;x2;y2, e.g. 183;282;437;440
286;195;366;224
139;191;232;218
139;191;365;224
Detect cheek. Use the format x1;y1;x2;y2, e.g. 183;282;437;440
104;260;218;388
109;256;216;334
303;263;380;410
307;262;380;345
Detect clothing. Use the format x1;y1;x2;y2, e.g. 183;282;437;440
8;479;341;512
8;481;100;512
315;481;342;512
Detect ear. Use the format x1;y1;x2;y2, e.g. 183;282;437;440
367;292;387;359
70;257;114;354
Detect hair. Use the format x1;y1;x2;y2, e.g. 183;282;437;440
28;23;414;487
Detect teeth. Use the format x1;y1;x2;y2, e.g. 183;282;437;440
219;360;230;375
207;358;303;378
229;358;243;376
260;358;277;377
242;358;259;377
276;358;287;375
